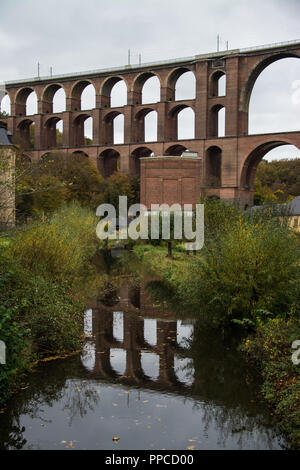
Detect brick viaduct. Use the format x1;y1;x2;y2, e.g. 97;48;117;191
1;40;300;207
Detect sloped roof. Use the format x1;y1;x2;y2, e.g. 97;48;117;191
0;124;13;146
288;196;300;216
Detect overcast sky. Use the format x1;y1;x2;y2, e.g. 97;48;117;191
0;0;300;160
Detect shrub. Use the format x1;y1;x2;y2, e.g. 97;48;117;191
10;202;99;284
179;215;300;327
243;316;300;448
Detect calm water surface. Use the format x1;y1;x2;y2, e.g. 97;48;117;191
0;256;289;450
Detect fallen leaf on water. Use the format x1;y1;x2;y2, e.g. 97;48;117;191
187;446;195;450
188;439;196;442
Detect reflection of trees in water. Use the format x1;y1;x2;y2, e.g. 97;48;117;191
0;263;288;450
0;355;98;449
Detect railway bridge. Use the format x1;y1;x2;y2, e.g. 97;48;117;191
1;40;300;206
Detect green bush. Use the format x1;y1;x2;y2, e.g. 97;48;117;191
178;214;300;327
10;202;99;284
243;317;300;449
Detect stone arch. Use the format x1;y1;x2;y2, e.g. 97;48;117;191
210;70;226;97
164;144;188;156
169;104;195;140
15;87;38;116
132;71;161;104
72;150;89;159
206;146;222;187
70;80;96;111
103;110;124;145
44;116;63;148
166;67;195;101
134;107;157;142
16;118;35;148
0;92;11;116
72;113;93;146
240;140;298;191
98;148;120;177
100;76;127;108
208;104;225;137
42;83;66;113
131;146;153;176
240;52;300;114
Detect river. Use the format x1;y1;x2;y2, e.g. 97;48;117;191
0;252;289;450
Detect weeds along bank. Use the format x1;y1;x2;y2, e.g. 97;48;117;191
134;199;300;448
0;202;101;408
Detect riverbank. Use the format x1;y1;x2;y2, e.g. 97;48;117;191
133;237;300;449
0;202;102;408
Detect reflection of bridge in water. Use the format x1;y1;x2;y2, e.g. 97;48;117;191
82;283;199;395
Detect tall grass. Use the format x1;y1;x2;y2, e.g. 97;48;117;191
10;202;99;284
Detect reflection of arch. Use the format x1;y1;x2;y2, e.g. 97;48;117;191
72;113;93;146
240;53;300;113
208;104;225;137
131;146;153;176
240;141;296;190
210;70;226;97
17;118;34;148
164;144;187;156
132;72;161;104
44;116;63;148
98;148;120;177
206;146;222;187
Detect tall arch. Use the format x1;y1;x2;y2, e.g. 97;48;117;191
240;141;296;191
0;93;11;115
208;104;225;137
42;83;66;113
98;149;120;177
70;80;95;111
101;76;127;108
72;114;93;146
131;146;153;176
249;57;300;135
240;52;300;114
175;70;196;101
210;70;226;97
15;87;38;116
103;111;124;145
132;72;161;105
16;119;35;149
206;146;222;187
44;116;63;148
166;67;194;101
135;108;157;142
